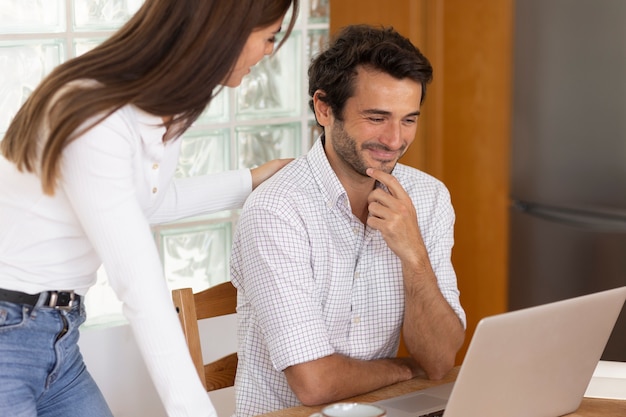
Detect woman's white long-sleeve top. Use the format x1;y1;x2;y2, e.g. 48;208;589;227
0;104;251;417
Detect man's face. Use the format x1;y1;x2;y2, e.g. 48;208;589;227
325;67;423;176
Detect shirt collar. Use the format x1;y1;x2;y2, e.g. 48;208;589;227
307;135;349;210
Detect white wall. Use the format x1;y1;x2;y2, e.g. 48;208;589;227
79;314;238;417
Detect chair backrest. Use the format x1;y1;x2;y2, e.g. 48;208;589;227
172;281;238;391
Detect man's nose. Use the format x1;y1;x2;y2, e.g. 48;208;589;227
380;122;404;149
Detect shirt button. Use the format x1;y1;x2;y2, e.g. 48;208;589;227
152;163;159;170
352;316;361;324
152;187;158;194
353;227;359;235
354;272;360;280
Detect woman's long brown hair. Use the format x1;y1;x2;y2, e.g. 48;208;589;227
1;0;298;195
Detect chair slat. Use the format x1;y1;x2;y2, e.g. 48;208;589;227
172;282;238;392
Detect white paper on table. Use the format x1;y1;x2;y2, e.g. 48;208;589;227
584;360;626;400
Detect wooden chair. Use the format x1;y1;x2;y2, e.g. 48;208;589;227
172;281;238;391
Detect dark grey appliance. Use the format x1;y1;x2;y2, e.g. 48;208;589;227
510;0;626;361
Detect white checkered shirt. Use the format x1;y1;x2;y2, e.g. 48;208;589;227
231;138;466;417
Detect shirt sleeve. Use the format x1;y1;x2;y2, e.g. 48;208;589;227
232;203;336;371
148;169;252;225
424;184;467;328
60;121;217;417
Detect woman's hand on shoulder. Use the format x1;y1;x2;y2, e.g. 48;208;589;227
250;158;293;189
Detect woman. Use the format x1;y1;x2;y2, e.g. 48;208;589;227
0;0;299;416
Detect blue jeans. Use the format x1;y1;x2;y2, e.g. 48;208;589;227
0;296;113;417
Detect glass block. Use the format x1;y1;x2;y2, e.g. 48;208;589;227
235;31;301;120
73;37;106;57
175;129;230;178
195;87;229;125
306;29;330;117
0;40;64;134
308;119;323;150
0;0;65;33
83;266;125;327
236;123;300;168
309;0;330;23
159;222;232;292
307;29;330;62
73;0;142;31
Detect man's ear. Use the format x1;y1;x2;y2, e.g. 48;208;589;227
313;90;332;126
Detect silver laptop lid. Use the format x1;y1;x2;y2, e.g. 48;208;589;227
375;286;626;417
443;286;626;417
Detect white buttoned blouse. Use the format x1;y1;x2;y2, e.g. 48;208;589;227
0;104;251;417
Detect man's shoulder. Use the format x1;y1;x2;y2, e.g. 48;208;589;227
246;156;316;206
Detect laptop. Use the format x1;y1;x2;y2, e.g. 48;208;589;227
375;286;626;417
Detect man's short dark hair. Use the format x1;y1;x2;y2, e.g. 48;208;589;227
308;24;433;124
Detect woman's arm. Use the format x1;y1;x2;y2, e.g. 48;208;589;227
60;115;216;417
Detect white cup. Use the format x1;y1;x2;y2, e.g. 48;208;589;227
310;402;386;417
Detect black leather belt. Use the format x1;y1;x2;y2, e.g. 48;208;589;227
0;288;80;310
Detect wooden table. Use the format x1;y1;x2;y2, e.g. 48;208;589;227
258;367;626;417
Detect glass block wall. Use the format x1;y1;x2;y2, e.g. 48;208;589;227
0;0;329;327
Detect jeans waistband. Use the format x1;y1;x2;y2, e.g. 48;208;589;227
0;288;80;311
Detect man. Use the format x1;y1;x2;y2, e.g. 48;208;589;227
231;24;466;417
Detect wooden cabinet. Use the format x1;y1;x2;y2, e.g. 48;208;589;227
329;0;513;362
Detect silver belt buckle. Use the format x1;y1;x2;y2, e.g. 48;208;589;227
47;290;76;311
